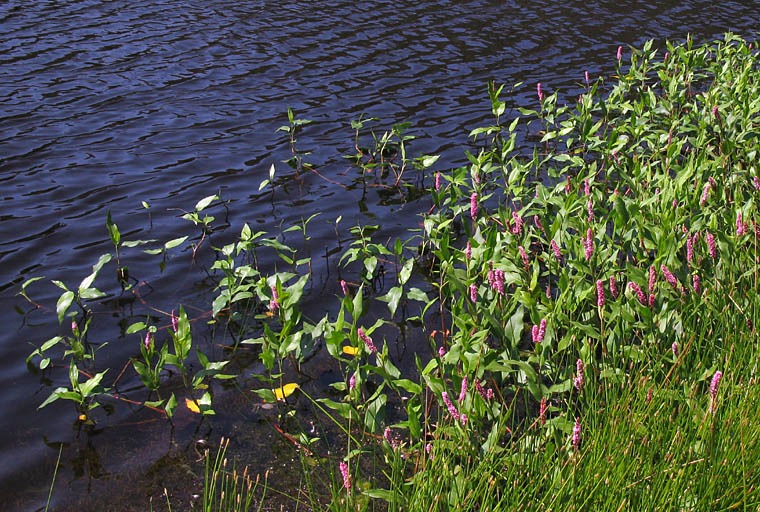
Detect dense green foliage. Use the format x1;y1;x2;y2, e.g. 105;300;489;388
22;34;760;510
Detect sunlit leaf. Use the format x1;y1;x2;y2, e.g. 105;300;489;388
185;398;201;414
273;382;299;401
342;345;360;356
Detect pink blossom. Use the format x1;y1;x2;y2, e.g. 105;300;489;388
596;279;605;308
572;417;582;449
546;284;551;299
584;179;590;196
459;376;468;403
700;182;710;206
708;370;723;414
712;105;720;121
609;275;618;299
511;210;523;235
672;341;678;358
438;345;446;358
470;283;478;303
551;239;562;263
686;235;693;264
470;193;478;219
649;265;656;293
574;359;585;392
144;331;153;351
460;413;468;426
442;391;460;421
629;282;648;306
584;228;594;260
753;176;759;191
475;379;493;400
587;198;594;221
661;264;679;291
269;285;279;312
435;172;441;191
171;309;178;333
737;212;747;236
349;374;356;390
565;176;571;193
358;327;377;354
494;269;505;296
465;241;472;260
533;215;544;232
616;45;622;62
539;397;547;425
339;462;351;492
706;232;716;259
472;170;481;185
649;293;655;308
533;319;547;344
537;82;544;103
340;279;349;296
693;274;700;295
584;70;590;86
646;387;653;404
531;324;539;344
519;246;530;269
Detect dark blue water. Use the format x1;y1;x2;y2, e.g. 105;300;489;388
1;0;757;509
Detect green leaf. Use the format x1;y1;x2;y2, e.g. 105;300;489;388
126;322;146;334
165;236;188;249
56;291;75;324
165;393;177;418
195;195;218;212
399;258;413;285
364;394;387;434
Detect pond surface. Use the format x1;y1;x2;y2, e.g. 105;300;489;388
1;0;756;509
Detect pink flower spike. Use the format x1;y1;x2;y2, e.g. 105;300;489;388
584;228;594;260
539;397;548;425
519;246;530;269
708;371;723;414
672;341;678;358
649;265;656;293
339;462;351;493
686;235;694;264
171;309;178;333
470;193;478;219
551;239;562;264
609;275;618;299
584;179;590;196
565;176;572;193
706;232;716;259
470;283;478;303
537;82;544;103
358;327;377;354
661;264;679;290
648;293;655;308
693;274;700;295
587;198;594;221
538;318;547;342
144;331;153;351
616;45;622;62
629;282;647;306
546;284;551;300
533;215;544;232
596;279;605;308
459;376;468;403
584;70;590;86
754;176;760;191
532;324;539;344
465;241;472;260
572;417;582;449
700;182;710;206
349;374;356;390
460;413;468;426
435;172;441;191
340;279;349;296
574;358;585;392
737;212;747;236
442;391;460;422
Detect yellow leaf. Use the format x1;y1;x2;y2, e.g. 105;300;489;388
342;345;360;356
274;383;299;401
185;398;201;414
78;414;87;422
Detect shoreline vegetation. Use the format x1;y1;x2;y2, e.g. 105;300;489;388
22;33;760;510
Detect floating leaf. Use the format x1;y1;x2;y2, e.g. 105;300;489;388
273;383;299;400
342;345;360;356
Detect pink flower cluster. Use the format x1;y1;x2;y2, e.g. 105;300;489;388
706;232;716;259
358;328;377;354
661;264;679;291
269;285;280;312
574;358;585;392
470;193;478;219
532;318;547;344
596;279;605;308
609;275;618;299
474;379;494;400
572;417;582;449
519;246;530;269
708;370;723;414
629;282;648;306
583;228;594;260
511;210;523;235
551;239;562;264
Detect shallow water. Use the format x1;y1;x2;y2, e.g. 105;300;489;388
1;0;757;509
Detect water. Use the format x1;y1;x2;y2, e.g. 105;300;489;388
1;0;757;509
